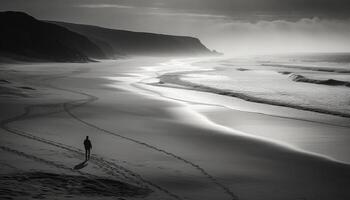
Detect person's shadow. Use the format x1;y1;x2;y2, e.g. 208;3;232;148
74;160;88;170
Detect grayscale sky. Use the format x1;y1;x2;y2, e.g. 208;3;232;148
1;0;350;54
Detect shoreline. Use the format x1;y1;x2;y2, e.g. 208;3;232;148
130;57;350;164
132;82;350;165
155;69;350;118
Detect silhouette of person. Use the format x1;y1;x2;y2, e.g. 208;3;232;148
84;136;92;161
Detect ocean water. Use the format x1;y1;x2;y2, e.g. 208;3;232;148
180;53;350;118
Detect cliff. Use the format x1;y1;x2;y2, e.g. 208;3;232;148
53;21;214;57
0;11;215;63
0;11;106;62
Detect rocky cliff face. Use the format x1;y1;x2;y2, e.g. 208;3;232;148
0;11;106;62
51;22;215;58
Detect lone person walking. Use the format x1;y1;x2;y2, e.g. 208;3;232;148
84;136;92;161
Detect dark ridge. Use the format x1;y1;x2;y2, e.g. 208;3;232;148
281;52;350;63
0;79;10;84
236;68;250;71
0;85;30;97
279;71;292;75
52;21;216;57
262;64;350;74
18;86;35;90
0;172;151;199
0;11;106;62
290;74;350;87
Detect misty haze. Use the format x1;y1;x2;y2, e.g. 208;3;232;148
0;1;350;200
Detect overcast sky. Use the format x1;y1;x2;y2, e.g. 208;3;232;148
2;0;350;54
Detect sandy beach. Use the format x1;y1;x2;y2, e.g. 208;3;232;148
1;57;350;200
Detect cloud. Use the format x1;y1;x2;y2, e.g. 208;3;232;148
112;0;350;20
147;11;228;19
76;3;162;11
77;4;135;9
